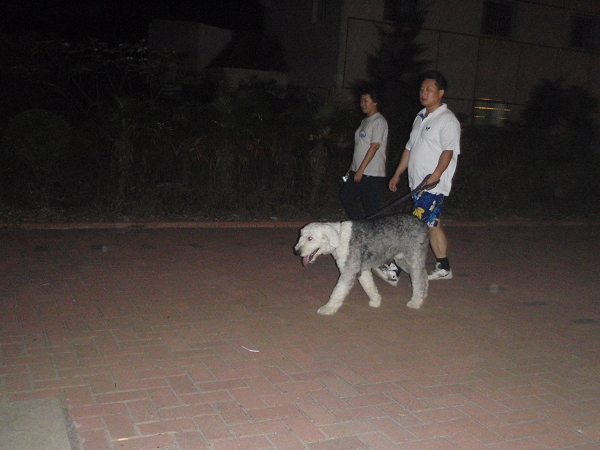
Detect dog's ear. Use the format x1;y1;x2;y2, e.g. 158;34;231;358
323;223;341;249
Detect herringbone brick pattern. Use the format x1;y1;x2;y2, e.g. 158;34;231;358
1;223;599;449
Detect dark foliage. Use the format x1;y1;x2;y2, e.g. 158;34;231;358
0;36;599;224
0;37;355;222
452;79;600;220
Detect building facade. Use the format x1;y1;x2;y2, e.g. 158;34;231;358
263;0;600;124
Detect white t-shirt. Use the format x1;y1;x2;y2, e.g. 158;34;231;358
406;104;461;196
351;112;388;177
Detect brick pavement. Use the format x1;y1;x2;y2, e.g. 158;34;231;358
1;222;599;449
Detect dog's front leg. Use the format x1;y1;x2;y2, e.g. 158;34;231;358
406;267;428;310
318;274;355;315
358;270;381;308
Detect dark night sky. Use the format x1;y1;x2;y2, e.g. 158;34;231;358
1;0;265;43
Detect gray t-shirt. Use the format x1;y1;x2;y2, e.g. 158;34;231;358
351;112;388;177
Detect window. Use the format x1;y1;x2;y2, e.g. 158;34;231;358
384;0;418;21
473;99;510;127
312;0;326;24
570;15;599;51
481;1;513;38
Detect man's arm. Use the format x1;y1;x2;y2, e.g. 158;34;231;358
425;150;453;188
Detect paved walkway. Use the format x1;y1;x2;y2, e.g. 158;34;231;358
1;222;599;450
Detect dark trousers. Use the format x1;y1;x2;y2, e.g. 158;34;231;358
340;172;387;220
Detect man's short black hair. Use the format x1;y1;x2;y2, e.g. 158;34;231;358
420;70;448;92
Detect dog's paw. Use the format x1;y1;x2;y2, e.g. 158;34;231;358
317;305;339;315
406;299;423;309
368;296;381;308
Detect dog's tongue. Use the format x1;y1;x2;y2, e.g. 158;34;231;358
302;255;311;266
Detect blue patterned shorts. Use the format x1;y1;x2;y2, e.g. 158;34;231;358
412;191;445;228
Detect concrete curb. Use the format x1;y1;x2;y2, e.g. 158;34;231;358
0;398;76;450
0;221;309;230
0;219;597;230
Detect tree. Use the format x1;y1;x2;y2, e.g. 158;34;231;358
303;89;355;214
363;8;429;172
520;78;599;168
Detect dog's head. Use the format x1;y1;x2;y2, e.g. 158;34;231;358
293;222;341;266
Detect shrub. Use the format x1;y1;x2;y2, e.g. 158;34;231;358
1;109;74;207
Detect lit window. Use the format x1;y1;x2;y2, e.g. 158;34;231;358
473;98;511;127
481;1;513;38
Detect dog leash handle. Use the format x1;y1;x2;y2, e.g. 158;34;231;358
416;174;439;191
364;174;439;220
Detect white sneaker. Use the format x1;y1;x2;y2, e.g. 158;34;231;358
428;263;453;280
372;263;400;287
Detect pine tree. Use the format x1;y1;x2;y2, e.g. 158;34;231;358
363;8;429;170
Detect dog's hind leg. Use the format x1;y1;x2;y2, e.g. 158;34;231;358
318;274;355;315
358;270;382;308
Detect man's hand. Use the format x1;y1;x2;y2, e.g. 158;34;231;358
423;174;439;190
389;175;400;192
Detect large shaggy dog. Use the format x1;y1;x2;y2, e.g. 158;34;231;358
294;214;429;315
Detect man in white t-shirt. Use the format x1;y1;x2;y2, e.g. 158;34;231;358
340;87;388;220
374;71;461;284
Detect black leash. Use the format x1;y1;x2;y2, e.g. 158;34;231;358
365;175;439;220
